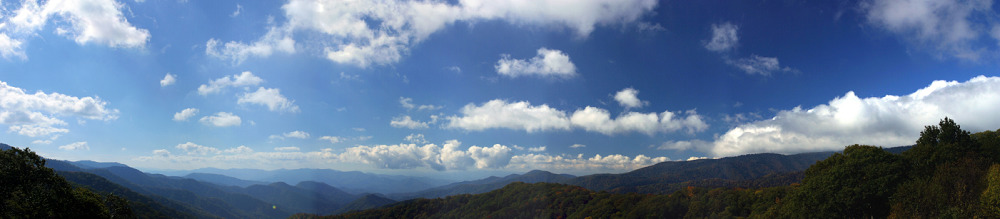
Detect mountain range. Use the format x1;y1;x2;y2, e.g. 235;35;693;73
4;142;910;218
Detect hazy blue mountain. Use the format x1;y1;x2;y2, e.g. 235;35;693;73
49;163;292;218
334;194;397;214
184;168;451;194
184;172;267;187
70;160;129;169
391;170;575;200
57;170;211;218
564;152;834;193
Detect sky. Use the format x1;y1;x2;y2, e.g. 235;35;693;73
1;0;999;177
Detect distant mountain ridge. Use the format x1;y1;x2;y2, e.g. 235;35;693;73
170;168;450;194
183;172;267;187
390;170;575;200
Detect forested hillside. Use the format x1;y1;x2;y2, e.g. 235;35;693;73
0;146;135;218
305;118;1000;218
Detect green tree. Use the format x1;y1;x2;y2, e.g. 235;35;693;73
787;145;907;218
981;164;1000;218
905;117;977;176
1;146;133;218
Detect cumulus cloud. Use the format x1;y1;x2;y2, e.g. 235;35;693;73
726;55;796;76
496;48;577;79
400;97;442;111
390;115;431;129
708;75;1000;157
570;107;708;135
527;146;546;152
272;130;310;140
160;73;177;87
199;112;241;127
508;153;669;172
4;0;149;54
704;22;738;52
445;99;571;132
197;71;264;95
135;139;669;172
209;0;657;67
614;88;646;109
58;141;89;151
1;80;118;138
173;108;198;121
176;142;221;155
570;144;586;148
446;99;707;135
404;133;428;144
319;136;342;144
238;87;300;113
862;0;999;61
224;145;253;154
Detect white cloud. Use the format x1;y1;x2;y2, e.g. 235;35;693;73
197;71;264;95
570;144;586;148
172;108;198;121
319;136;342;144
496;48;577;79
224;145;253;154
58;141;89;151
238;87;300;113
709;75;1000;157
160;73;177;87
861;0;998;60
199;112;241;127
726;55;795;76
404;133;428;144
175;142;220;155
400;97;442;111
0;80;118;138
570;107;708;135
614;88;646;109
205;26;295;65
231;4;243;17
527;146;546;152
508;153;669;173
274;146;300;151
702;23;795;76
8;124;69;137
6;0;150;50
0;33;25;59
446;99;707;135
468;144;512;169
281;130;309;139
657;140;710;151
445;99;571;132
210;0;656;67
390;115;430;129
339;72;361;81
704;22;738;52
32;139;52;145
134;139;668;172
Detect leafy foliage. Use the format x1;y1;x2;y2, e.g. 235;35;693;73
1;146;133;218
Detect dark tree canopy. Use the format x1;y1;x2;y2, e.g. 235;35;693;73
1;146;133;218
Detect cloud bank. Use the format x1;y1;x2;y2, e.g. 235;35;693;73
702;75;1000;156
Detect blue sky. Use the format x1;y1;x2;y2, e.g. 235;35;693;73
1;0;999;177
